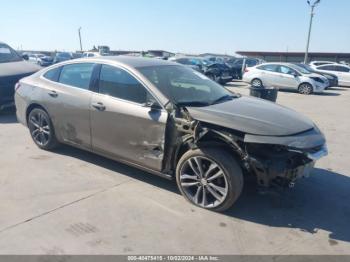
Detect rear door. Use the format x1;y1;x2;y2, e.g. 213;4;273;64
90;64;168;172
257;64;280;86
41;63;95;149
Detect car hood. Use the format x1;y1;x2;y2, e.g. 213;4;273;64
0;61;40;77
186;96;314;136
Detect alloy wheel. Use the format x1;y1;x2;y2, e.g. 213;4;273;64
179;156;228;208
299;84;312;95
29;111;51;146
252;79;262;87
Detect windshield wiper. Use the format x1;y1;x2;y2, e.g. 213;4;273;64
210;94;236;105
176;101;210;107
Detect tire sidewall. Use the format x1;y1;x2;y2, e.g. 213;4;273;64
176;147;243;212
28;108;58;150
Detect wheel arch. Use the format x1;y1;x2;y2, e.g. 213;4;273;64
26;103;50;126
172;130;247;173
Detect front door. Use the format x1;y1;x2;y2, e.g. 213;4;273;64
276;65;299;89
90;64;168;172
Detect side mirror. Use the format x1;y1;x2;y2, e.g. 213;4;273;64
291;72;298;77
143;100;162;111
22;54;29;60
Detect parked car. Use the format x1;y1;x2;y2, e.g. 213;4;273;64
243;63;329;94
82;52;102;58
53;52;72;63
226;58;264;79
312;64;350;87
293;63;338;88
0;42;40;110
170;57;232;84
15;56;327;211
309;61;337;67
28;53;53;66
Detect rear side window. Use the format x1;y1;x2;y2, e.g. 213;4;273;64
43;67;61;82
58;63;94;90
98;65;147;104
318;65;335;71
334;66;350;72
258;64;278;72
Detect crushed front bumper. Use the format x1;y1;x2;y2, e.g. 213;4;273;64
244;128;328;187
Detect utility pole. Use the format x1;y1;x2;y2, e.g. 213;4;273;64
304;0;321;64
78;27;83;52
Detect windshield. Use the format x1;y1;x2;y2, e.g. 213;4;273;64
138;65;234;106
57;53;71;58
296;63;314;72
0;43;23;63
290;64;311;74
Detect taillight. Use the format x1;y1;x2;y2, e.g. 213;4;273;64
15;82;21;92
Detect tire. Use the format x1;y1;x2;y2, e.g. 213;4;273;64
251;78;263;88
176;147;243;212
28;108;59;150
298;83;313;95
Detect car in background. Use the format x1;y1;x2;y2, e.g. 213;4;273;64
293;63;338;88
15;56;327;211
170;57;232;84
313;64;350;87
226;58;264;80
309;61;337;67
243;63;329;94
0;41;40;110
82;52;102;58
28;53;53;66
53;52;72;64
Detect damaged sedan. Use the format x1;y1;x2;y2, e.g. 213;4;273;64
15;56;328;211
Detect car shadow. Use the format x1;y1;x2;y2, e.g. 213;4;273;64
226;168;350;243
328;87;348;91
54;145;179;194
54;145;350;243
0;109;18;124
278;89;341;96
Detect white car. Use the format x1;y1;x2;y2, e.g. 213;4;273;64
313;64;350;87
309;61;337;67
243;63;329;95
28;53;53;66
82;52;101;58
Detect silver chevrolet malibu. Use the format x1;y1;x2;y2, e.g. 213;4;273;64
15;56;328;211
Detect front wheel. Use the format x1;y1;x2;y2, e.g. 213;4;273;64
28;108;59;150
176;147;243;212
298;83;313;95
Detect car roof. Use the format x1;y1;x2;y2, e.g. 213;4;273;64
76;55;177;68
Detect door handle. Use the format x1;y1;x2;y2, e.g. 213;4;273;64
48;90;58;98
92;102;106;111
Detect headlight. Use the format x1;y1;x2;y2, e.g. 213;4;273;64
310;77;324;83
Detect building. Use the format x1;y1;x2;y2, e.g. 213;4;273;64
236;51;350;64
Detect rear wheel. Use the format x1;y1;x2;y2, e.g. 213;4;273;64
176;147;243;212
251;78;263;88
298;83;313;95
28;108;59;150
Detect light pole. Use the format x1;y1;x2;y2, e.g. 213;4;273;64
304;0;321;64
78;27;83;52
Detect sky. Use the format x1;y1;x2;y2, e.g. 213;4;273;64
1;0;349;55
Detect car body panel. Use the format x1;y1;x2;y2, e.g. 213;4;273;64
186;96;314;136
90;93;168;171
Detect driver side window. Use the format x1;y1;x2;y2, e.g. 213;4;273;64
98;65;149;104
278;66;296;75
